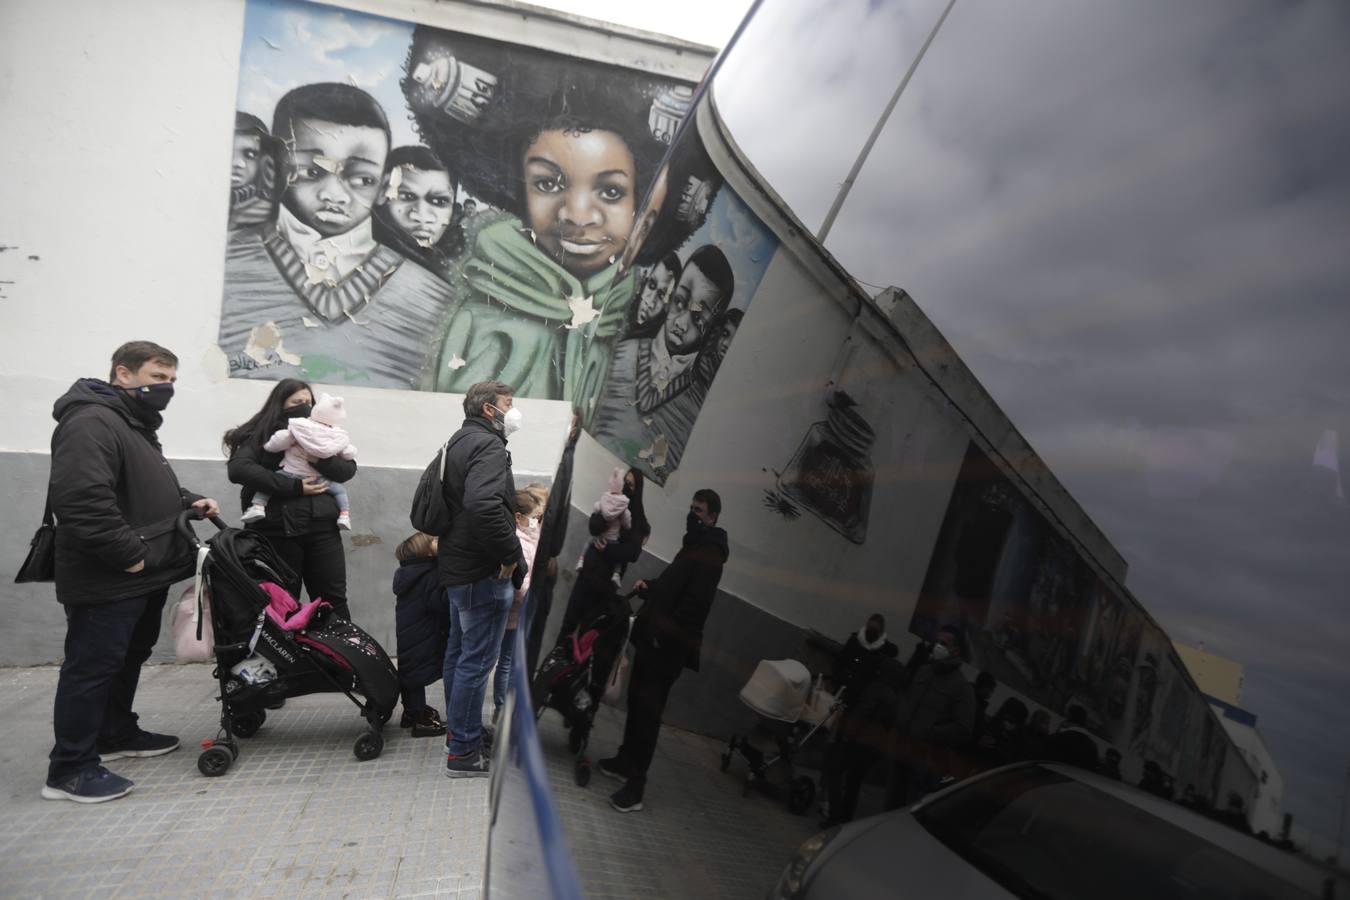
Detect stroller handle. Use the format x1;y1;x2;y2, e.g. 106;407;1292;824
177;507;228;545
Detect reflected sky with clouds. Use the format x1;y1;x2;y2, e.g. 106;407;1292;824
718;0;1350;837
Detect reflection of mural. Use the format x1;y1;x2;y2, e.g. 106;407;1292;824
767;388;876;544
216;0;699;404
589;116;778;483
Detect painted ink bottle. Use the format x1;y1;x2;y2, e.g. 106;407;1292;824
779;392;876;544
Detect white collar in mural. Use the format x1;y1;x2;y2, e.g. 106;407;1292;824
276;208;379;285
646;337;697;393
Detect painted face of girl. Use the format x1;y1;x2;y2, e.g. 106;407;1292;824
522;128;637;279
636;262;677;324
232;133;262;188
385;166;455;247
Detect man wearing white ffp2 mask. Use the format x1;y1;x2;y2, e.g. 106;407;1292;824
885;625;975;811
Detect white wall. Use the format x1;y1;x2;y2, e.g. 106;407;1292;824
0;0;712;476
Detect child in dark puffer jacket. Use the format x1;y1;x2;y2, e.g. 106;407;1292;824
393;533;449;737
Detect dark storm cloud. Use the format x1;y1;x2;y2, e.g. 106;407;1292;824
716;0;1350;836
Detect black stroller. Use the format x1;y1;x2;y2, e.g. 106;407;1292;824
179;510;400;776
532;599;634;787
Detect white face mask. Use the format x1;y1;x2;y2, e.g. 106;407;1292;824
490;404;523;436
930;644;952;662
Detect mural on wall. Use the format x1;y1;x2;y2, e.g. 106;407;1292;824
763;386;876;544
588;114;779;483
911;442;1151;737
216;0;703;405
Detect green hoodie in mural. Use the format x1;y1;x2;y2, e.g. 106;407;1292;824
435;214;635;411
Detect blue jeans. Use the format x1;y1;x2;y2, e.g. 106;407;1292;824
49;589;168;781
493;626;517;714
443;575;512;756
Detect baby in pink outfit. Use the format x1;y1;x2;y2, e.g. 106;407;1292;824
593;466;632;543
241;393;358;529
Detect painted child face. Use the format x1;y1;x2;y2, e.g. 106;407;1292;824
283;117;389;237
636;262;677;324
385;166;455;247
232;133;262;188
522;128;637;279
713;317;739;363
662;261;723;356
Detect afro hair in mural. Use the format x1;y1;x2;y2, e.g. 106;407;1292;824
401;27;710;272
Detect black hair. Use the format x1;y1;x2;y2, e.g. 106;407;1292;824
401;27;706;265
867;613;886;630
630;116;724;268
624;468;649;537
222;378;314;456
685;244;735;310
372;144;464;274
975;671;997;692
272;83;391;146
692;488;722;520
110;341;177;382
235;111;269;136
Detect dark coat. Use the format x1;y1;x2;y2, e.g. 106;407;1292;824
524;431;578;673
896;661;976;747
436;417;525;588
392;558;449;688
632;520;728;671
832;633;900;702
48;379;202;605
1044;726;1101;772
226;433;357;537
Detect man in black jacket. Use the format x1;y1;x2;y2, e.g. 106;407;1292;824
600;489;728;813
439;380;526;777
43;342;219;804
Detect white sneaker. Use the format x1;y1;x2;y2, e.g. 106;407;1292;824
241;505;267;523
337;513;352;531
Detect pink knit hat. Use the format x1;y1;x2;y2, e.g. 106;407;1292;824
311;393;347;427
607;466;626;494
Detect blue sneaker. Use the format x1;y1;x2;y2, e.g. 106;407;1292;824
42;766;134;804
444;749;490;779
98;730;179;762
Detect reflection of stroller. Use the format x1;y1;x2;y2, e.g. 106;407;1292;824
721;659;845;815
532;594;634;787
180;511;400;776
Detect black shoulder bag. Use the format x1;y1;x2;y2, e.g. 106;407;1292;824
15;492;56;583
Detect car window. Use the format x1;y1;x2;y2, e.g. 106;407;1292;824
914;768;1313;900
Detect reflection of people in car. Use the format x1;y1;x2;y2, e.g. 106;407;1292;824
884;626;976;810
590;245;734;477
219;83;455;389
372;145;462;280
821;615;900;826
1043;704;1100;771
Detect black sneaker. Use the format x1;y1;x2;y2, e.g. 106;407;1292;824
609;783;644;813
597;757;628;781
41;766;134;804
410;707;446;738
445;749;490;779
98;731;180;762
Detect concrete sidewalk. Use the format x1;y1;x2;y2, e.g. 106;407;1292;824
1;665;817;899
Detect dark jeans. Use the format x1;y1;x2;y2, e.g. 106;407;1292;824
271;527;349;621
400;684;428;716
443;575;513;756
614;642;685;795
824;736;880;824
49;588;169;781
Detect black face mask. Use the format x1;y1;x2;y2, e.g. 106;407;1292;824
284;403;313;419
122;382;174;412
686;511;705;534
864;628;882;644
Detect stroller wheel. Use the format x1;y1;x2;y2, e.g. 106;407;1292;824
788;776;816;816
231;709;266;738
353;731;384;761
198;746;233;777
574;761;591;788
